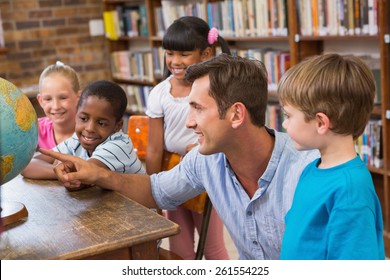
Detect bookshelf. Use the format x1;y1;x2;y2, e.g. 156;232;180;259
103;0;390;256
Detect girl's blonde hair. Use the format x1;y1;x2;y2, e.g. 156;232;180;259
39;61;81;93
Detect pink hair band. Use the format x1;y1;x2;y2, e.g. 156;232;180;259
208;27;219;45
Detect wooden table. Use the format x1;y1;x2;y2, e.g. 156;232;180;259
0;175;180;260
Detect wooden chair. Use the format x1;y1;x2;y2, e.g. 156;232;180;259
127;115;213;260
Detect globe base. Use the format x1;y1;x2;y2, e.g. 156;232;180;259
1;201;28;227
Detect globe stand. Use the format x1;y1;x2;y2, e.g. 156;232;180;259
1;201;28;227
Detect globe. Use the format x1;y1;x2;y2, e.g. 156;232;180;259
0;77;38;185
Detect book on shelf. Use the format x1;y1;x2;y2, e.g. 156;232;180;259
0;10;4;47
354;0;362;35
132;85;144;113
103;10;120;40
277;0;288;36
347;0;355;35
338;0;346;36
256;0;268;36
241;0;250;36
154;6;165;37
139;4;149;36
368;0;378;35
361;0;369;34
119;83;139;113
152;47;164;77
123;6;140;37
246;0;255;37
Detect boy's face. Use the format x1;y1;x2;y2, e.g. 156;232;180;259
75;95;122;155
282;104;319;151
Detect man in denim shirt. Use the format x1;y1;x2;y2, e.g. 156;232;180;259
41;54;318;259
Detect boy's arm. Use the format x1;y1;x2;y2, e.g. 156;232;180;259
20;153;57;179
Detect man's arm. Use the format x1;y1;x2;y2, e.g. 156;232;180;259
39;148;158;208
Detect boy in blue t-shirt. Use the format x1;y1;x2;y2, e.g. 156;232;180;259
278;53;385;259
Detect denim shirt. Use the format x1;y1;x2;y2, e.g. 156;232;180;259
151;129;319;259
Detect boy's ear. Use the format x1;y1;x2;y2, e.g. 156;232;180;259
115;119;124;132
315;112;330;135
201;47;213;61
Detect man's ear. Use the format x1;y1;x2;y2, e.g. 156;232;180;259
315;112;330;135
201;47;213;61
231;102;246;129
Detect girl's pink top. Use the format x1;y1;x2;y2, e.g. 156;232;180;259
38;117;56;149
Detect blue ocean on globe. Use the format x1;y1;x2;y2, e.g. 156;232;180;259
0;77;38;185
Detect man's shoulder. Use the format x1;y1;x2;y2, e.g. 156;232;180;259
274;130;319;162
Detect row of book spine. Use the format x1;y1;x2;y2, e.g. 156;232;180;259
103;4;148;40
266;104;285;132
119;83;152;114
111;48;292;93
110;50;154;82
153;45;291;91
103;0;379;40
217;46;291;91
152;47;165;78
355;119;383;168
298;0;379;36
154;0;206;37
208;0;288;37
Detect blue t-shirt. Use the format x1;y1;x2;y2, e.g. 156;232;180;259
281;155;385;259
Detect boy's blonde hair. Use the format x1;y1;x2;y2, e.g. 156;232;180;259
278;53;376;139
39;61;81;93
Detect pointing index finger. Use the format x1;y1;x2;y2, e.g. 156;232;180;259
38;148;74;162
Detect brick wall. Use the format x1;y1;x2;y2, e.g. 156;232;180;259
0;0;110;91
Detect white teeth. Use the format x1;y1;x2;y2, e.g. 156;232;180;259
83;136;95;141
172;68;184;74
